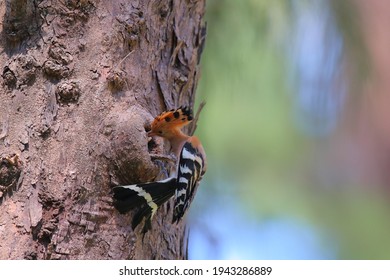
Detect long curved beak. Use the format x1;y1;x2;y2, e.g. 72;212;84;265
147;131;156;137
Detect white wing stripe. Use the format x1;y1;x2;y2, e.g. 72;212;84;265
180;164;192;174
124;185;158;215
176;189;187;197
182;147;196;161
179;177;189;184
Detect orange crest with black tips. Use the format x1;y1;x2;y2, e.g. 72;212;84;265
149;106;193;136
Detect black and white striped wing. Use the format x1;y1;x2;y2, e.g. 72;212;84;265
172;141;206;223
112;177;177;231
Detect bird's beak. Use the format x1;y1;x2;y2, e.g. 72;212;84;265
147;131;155;137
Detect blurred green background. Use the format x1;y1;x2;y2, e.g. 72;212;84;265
188;0;390;259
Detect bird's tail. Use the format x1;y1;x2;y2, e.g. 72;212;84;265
112;177;177;232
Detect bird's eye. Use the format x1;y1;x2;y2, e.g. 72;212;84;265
158;130;163;134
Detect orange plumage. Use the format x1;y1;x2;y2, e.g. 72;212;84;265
148;107;193;137
148;107;194;156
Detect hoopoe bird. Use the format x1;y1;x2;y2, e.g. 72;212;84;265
112;107;207;232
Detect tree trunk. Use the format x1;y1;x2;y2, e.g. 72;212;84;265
0;0;206;260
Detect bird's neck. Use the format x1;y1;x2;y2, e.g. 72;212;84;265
166;129;190;156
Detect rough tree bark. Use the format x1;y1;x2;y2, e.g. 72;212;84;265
0;0;206;259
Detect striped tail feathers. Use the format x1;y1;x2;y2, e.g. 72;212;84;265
112;177;178;231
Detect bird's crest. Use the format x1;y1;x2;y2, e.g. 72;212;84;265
149;106;193;135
